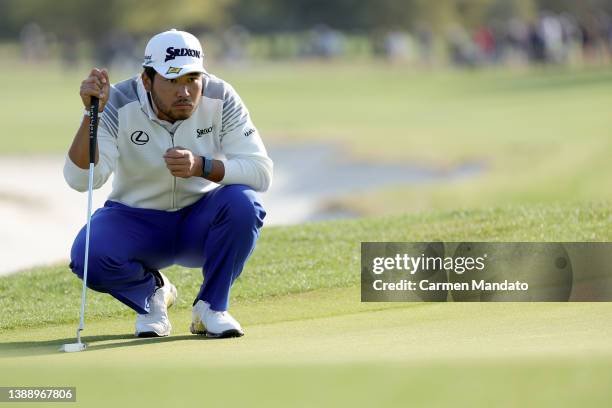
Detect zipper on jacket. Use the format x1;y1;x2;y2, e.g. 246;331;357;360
169;133;176;209
148;116;180;210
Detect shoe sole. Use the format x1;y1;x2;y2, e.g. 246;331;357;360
205;329;244;339
189;323;244;338
136;331;169;338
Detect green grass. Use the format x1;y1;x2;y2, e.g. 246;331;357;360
1;60;611;216
1;207;612;407
2;204;611;331
3;60;611;159
1;286;612;407
2;58;612;407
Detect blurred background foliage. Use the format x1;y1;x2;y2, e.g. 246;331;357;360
1;0;611;42
1;0;611;37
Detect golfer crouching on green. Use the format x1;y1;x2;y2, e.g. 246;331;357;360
64;29;272;338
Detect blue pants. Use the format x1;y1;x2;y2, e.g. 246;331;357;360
69;184;266;314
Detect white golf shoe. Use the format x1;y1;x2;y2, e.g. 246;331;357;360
135;272;177;337
190;300;244;338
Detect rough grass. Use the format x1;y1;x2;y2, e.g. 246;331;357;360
1;203;610;331
1;206;611;407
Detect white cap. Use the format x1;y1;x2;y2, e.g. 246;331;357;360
142;29;206;79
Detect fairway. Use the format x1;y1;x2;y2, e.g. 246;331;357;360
1;208;611;406
2;0;612;406
1;61;611;217
1;45;611;408
2;286;612;407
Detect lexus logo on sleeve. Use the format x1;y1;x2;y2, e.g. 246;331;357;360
130;130;150;145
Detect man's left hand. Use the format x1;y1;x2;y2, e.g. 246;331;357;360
163;147;202;178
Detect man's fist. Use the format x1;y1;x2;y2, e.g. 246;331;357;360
80;68;110;112
163;147;203;178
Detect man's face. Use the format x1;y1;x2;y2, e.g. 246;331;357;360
142;71;203;122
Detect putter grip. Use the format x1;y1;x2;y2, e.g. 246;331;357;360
89;97;99;165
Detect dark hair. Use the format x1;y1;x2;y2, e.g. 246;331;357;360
144;66;157;83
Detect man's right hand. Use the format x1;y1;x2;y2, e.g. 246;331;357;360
69;68;109;169
80;68;110;112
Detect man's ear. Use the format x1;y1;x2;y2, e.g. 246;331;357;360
141;71;152;92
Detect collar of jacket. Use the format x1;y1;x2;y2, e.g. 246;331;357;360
136;76;184;134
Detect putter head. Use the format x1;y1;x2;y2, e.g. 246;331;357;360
60;342;87;353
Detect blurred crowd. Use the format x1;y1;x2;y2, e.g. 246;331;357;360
18;10;612;69
379;11;612;67
439;11;612;67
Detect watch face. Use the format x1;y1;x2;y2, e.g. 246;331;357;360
201;156;212;178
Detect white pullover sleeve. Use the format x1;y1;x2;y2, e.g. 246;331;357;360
218;84;273;192
63;113;119;192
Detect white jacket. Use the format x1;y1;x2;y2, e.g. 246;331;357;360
63;74;273;211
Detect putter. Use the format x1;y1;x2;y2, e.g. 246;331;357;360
61;97;99;353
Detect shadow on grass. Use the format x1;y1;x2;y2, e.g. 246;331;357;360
0;333;213;358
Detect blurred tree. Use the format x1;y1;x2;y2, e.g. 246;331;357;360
454;0;498;29
120;0;233;34
536;0;612;14
0;0;15;37
1;0;611;41
5;0;122;42
2;0;234;41
229;0;373;32
362;0;419;30
486;0;537;21
413;0;538;30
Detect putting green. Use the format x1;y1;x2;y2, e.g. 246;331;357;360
2;286;611;407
